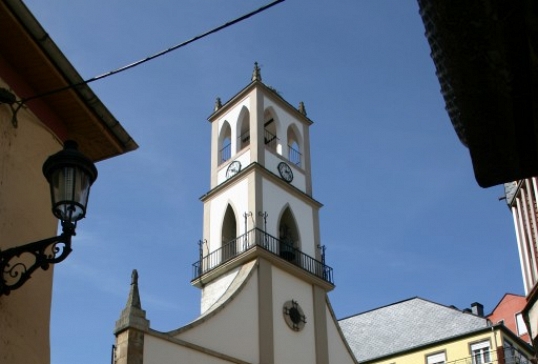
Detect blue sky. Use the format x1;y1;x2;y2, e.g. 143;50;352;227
21;1;522;363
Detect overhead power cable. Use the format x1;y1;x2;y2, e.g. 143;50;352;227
20;0;285;103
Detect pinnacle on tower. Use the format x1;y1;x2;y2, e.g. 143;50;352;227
251;62;262;82
298;101;307;116
114;269;149;334
214;97;222;111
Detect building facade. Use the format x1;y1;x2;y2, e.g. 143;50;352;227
339;297;533;364
487;293;530;344
0;2;136;364
113;64;357;364
504;178;538;349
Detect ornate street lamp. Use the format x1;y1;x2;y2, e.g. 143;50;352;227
0;140;98;296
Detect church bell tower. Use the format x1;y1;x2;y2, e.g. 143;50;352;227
188;63;352;364
193;63;333;306
114;63;357;364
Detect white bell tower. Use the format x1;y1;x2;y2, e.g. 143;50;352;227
193;63;329;297
114;64;357;364
185;64;355;364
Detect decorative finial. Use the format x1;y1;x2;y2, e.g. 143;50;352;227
214;97;222;111
252;62;262;82
131;269;138;285
127;269;141;309
298;102;307;116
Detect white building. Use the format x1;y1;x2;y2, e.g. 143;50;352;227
504;179;538;346
113;64;358;364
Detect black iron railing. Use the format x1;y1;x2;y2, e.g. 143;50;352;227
192;228;333;284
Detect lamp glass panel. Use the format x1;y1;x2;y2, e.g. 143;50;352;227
50;166;91;222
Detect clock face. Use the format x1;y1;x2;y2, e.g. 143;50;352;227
283;300;306;331
226;161;241;179
277;162;293;183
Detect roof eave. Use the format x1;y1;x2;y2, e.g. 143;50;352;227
1;0;138;161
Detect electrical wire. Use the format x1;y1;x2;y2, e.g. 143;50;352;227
20;0;285;103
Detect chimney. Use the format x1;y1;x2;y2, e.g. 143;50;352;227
471;302;484;317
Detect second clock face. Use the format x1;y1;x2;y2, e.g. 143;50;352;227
278;162;293;183
226;161;241;179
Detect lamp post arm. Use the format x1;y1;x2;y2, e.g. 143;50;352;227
0;222;75;296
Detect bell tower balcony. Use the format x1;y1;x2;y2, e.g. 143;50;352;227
191;228;334;287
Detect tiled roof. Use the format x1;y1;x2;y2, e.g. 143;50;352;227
339;297;489;362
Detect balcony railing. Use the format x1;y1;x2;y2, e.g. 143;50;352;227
192;228;333;284
219;143;231;164
288;145;302;166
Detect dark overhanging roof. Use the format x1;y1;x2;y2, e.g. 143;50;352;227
0;0;138;161
417;0;538;187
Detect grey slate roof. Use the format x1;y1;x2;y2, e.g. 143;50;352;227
339;297;489;362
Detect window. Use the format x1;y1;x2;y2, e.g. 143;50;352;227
427;352;446;364
504;340;530;364
238;108;250;150
286;126;302;166
516;313;528;336
504;341;516;364
471;341;491;364
219;122;232;164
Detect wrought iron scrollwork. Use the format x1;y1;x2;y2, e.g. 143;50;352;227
0;222;74;296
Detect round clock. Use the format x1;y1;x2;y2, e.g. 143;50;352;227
226;161;241;179
277;162;293;183
283;300;306;331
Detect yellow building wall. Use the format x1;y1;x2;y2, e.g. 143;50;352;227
0;78;63;364
370;331;502;364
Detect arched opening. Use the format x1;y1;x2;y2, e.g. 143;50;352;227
278;207;300;262
221;204;237;261
287;126;302;167
238;108;250;150
264;109;278;152
219;121;232;164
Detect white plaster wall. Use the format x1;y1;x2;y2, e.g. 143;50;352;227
144;335;235;364
271;267;317;364
200;266;241;314
326;306;357;364
207;178;250;253
262;179;316;257
527;303;538;342
174;267;260;363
